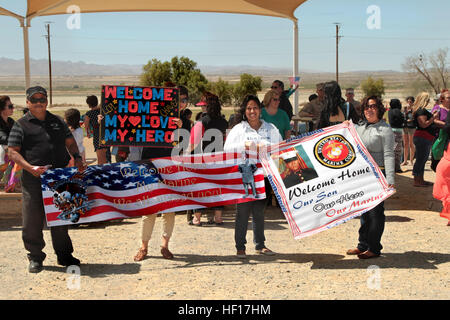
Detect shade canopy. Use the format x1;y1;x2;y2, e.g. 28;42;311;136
16;0;306;21
0;0;307;112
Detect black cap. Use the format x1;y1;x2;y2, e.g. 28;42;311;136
26;86;47;100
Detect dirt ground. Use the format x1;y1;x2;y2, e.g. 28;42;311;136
0;136;449;300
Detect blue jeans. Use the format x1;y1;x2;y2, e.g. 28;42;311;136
412;136;433;176
235;199;267;251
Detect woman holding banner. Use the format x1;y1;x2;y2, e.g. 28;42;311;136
346;96;395;259
133;85;189;262
224;95;282;258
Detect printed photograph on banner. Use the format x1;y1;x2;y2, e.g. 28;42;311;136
271;145;318;189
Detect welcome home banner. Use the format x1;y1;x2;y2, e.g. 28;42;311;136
260;122;395;239
40;152;265;227
100;85;179;148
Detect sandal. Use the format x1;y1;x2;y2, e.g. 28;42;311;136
133;248;147;262
160;247;174;259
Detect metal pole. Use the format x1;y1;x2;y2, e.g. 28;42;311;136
334;23;341;84
293;20;299;115
336;24;339;83
22;18;31;90
45;23;53;107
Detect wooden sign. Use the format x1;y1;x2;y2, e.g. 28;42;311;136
100;85;179;147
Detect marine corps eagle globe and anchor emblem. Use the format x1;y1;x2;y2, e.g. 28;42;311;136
314;134;356;169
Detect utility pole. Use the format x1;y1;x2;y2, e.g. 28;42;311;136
334;23;341;84
44;22;53;107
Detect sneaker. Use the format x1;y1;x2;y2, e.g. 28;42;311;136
236;250;247;259
28;260;43;273
57;255;81;267
255;248;276;256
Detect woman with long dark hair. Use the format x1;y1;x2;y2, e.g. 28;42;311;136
317;81;359;129
0;95;20;192
224;95;282;258
187;93;228;226
346;95;395;259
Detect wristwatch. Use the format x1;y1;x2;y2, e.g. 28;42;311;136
72;152;82;160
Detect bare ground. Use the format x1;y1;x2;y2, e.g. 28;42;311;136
0;138;448;300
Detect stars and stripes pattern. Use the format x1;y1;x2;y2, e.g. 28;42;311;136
41;152;266;226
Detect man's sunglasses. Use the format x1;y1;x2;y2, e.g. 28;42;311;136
7;104;14;109
29;97;47;104
271;86;279;89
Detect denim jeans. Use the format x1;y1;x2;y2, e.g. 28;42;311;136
235;199;267;251
412;136;433;176
357;201;385;255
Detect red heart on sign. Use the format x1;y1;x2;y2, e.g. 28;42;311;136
128;116;141;127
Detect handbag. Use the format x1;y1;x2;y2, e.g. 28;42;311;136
432;129;448;161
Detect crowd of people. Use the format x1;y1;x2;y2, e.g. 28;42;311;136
1;80;449;273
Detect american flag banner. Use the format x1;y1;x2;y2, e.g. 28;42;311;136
41;152;265;226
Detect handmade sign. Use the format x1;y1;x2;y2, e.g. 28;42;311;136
40;152;265;226
100;85;179;147
260;122;395;239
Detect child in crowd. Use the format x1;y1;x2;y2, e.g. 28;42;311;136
64;108;86;163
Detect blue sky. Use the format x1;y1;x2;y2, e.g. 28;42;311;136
0;0;449;72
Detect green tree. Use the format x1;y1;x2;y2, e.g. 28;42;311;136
360;76;385;98
206;77;233;106
140;56;208;103
232;73;262;106
140;59;172;87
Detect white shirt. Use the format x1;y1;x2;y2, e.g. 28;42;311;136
224;120;282;152
71;127;85;154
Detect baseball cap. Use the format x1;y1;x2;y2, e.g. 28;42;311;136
26;86;48;100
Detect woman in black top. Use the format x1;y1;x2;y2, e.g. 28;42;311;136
388;99;405;172
317;81;359;129
401;96;416;166
0;96;15;146
412;92;441;186
188;94;228;226
0;96;19;192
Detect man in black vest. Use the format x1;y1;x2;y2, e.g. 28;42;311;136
8;86;86;273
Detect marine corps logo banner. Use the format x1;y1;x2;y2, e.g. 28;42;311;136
261;122;395;239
